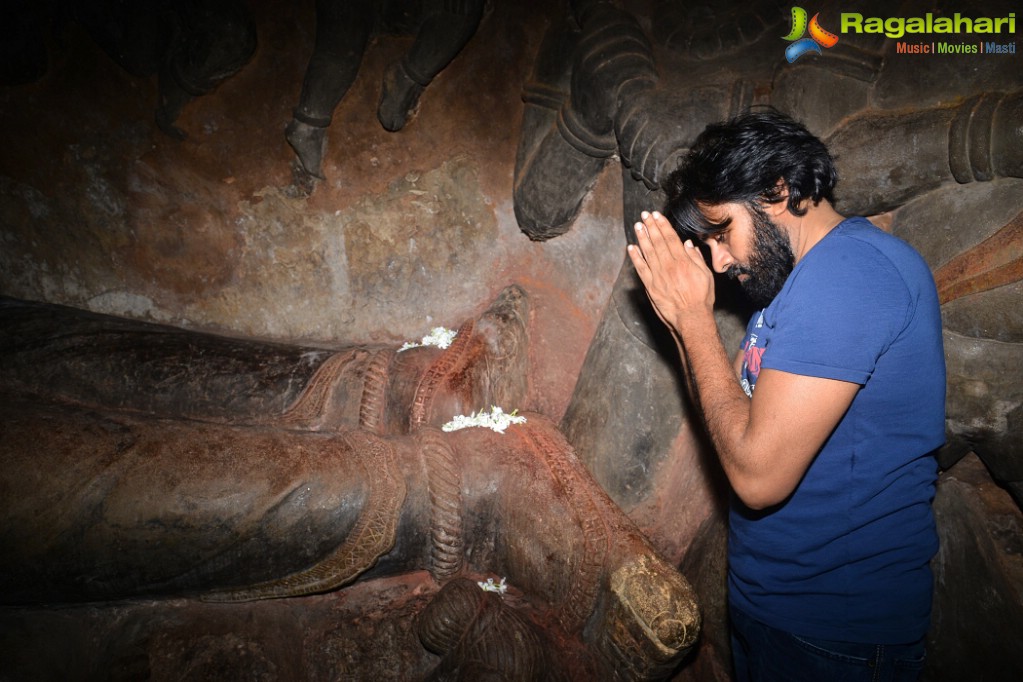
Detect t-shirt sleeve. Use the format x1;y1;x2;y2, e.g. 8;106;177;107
759;240;912;385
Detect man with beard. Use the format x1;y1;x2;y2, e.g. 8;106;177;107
627;109;945;681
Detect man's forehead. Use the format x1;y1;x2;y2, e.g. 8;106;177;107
697;201;745;223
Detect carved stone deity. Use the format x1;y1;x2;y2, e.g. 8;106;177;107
0;286;700;681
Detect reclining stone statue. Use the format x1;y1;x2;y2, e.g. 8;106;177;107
0;286;699;681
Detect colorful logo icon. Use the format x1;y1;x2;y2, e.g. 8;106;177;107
783;7;839;62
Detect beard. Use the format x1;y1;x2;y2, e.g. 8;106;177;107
727;205;795;308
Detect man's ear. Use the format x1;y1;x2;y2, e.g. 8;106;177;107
760;178;791;216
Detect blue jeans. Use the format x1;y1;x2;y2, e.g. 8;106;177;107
729;606;926;682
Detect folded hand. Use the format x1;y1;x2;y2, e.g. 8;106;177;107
627;211;716;331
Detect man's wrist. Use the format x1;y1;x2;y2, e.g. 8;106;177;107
671;307;718;340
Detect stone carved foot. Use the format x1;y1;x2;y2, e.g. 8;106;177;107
377;60;425;132
406;284;530;432
155;75;193;141
601;555;702;680
285;118;327;179
441;417;701;680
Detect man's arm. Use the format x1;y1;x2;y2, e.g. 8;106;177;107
628;212;859;510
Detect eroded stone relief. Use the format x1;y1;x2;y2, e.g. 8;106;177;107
0;287;699;680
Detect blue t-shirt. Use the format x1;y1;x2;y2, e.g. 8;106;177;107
730;216;945;644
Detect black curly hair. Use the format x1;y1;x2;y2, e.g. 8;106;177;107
663;107;838;241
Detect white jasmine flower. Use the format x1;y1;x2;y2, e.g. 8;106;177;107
398;326;458;352
441;406;526;434
477;577;508;595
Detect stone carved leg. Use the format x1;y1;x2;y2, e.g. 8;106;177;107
0;401;409;603
70;0;256;141
286;0;377;178
201;428;409;603
0;295;370;427
514;17;579;183
376;0;486;132
559;248;740;556
769;36;884;137
514;1;656;240
0;404;698;679
0;399;497;604
616;81;753;197
155;0;257;140
0;285;530;437
277;413;701;679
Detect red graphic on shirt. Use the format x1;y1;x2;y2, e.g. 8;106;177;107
744;343;765;379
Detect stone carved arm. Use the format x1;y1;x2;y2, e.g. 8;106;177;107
0;403;698;681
